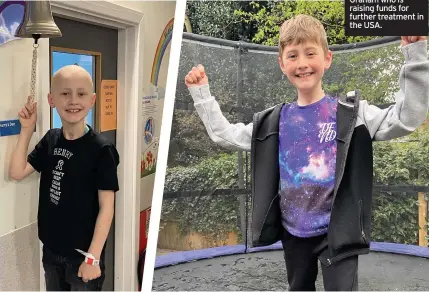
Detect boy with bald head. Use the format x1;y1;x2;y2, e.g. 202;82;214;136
10;65;119;291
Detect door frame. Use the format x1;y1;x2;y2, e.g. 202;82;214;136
38;1;144;290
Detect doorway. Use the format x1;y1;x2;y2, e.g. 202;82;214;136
49;16;118;291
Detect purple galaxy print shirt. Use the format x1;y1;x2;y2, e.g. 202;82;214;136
279;96;338;237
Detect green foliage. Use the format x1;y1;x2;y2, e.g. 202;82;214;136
161;153;243;242
186;1;255;42
164;153;239;192
371;193;418;244
370;127;429;244
374;126;429;186
235;1;378;46
186;1;379;45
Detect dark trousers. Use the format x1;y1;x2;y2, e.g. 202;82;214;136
42;245;105;291
281;229;358;291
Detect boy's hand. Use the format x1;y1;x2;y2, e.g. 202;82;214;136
18;96;37;130
185;64;208;87
78;261;101;283
401;36;427;47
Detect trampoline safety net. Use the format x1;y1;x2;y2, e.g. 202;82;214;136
155;33;429;290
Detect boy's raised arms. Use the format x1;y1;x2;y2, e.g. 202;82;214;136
358;37;429;141
9;97;37;181
185;65;253;151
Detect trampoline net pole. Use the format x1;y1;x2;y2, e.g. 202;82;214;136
418;191;428;247
236;43;247;246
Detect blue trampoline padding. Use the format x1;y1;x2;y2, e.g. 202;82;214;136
247;241;283;253
155;244;246;268
155;241;429;269
370;242;429;258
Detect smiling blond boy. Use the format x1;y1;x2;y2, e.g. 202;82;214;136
185;15;428;290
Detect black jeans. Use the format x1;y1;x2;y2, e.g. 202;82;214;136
281;229;358;291
42;245;105;291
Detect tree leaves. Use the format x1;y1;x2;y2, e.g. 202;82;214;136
234;1;377;46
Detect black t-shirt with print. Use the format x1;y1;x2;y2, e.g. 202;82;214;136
28;126;119;256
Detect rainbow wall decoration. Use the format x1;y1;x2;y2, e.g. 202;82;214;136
150;18;174;87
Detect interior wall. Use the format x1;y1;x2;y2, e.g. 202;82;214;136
0;36;50;290
118;1;175;212
104;3;175;289
140;2;174;212
108;0;175;213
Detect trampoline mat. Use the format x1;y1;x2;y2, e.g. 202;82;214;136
153;250;429;291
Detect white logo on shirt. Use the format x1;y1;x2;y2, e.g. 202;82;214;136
55;160;64;171
318;122;336;143
49;147;72;206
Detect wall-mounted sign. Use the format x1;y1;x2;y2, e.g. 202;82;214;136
100;80;117;132
0;119;35;137
141;89;160;178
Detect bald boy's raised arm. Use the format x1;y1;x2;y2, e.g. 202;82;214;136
10;98;38;181
9;130;36;180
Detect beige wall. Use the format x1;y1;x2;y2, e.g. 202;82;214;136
0;36;49;290
109;1;176;211
108;1;174;92
0;38;40;239
139;1;175;212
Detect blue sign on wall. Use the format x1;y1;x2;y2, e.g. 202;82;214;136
0;119;35;137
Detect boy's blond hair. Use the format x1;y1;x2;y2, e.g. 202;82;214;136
279;14;329;57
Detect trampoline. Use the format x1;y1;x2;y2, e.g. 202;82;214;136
154;32;429;291
154;244;429;291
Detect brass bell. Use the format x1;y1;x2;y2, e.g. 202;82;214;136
15;1;62;42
